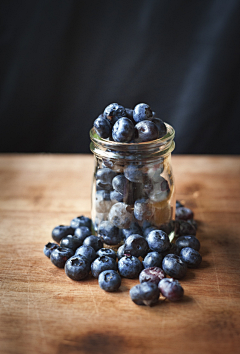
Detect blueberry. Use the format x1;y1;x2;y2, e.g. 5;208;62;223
96;248;117;260
176;200;184;208
43;242;58;258
142;252;163;269
160;243;180;258
147;164;164;182
70;216;92;230
124;164;145;183
117;244;125;260
93;114;112;139
104;103;127;125
175;207;194;221
133;103;153;123
139;267;165;285
143;225;157;238
52;225;74;243
98;270;121;292
112;174;129;195
65;255;90;280
175;220;196;237
112;117;135;143
95;190;112;213
60;235;83;251
96;179;113;191
134;198;152;222
162;254;187;279
122;221;143;240
75;245;96;263
83;235;103;251
96;168;118;190
125;108;134;119
146;230;170;253
175;235;200;252
158;278;184;301
118;255;143;278
91;256;117;278
130;282;160;306
149;177;170;202
50;247;74;268
152;118;167;138
142;220;152;231
124;234;149;258
74;226;92;243
110;190;124;203
135;120;159;142
180;247;202;268
188;219;198;230
98;221;122;245
108;202;133;229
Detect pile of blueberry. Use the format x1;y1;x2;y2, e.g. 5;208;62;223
44;201;202;306
93;103;167;143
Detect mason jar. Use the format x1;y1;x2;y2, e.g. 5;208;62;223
89;123;175;248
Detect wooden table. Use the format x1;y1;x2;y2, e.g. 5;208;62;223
0;154;240;354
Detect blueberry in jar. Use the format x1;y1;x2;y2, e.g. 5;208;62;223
135;120;159;142
139;267;165;285
95;190;112;213
142;251;163;269
152;117;167;138
75;245;96;263
83;235;103;251
96;168;118;190
130;282;160;306
98;270;121;292
70;216;92;230
98;220;122;245
134;198;153;222
124;234;149;258
162;254;187;279
65;255;90;281
93;114;112;139
108;202;133;229
112;174;129;196
50;247;74;268
74;226;92;243
112;117;135;143
175;235;200;252
180;247;202;268
52;225;74;243
146;229;170;253
133;103;153;123
110;190;124;203
124;164;145;183
96;248;117;260
118;255;143;278
60;234;83;251
43;242;58;258
158;278;184;301
91;256;118;278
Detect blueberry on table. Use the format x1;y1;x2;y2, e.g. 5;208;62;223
162;254;187;279
124;164;145;183
160;243;180;258
146;230;170;253
139;267;165;285
43;242;58;258
52;225;74;243
50;247;74;268
142;252;163;269
98;220;122;245
122;221;143;240
104;103;127;125
130;282;160;306
60;235;83;251
176;200;184;208
133;103;153;123
91;256;118;278
124;234;149;258
175;235;200;252
70;216;92;230
83;235;103;251
117;244;125;260
134;198;153;222
143;225;157;238
158;278;184;301
175;207;194;221
74;226;92;243
75;245;96;263
96;248;117;260
118;255;143;278
65;255;90;281
93;114;112;139
180;247;202;268
98;270;121;292
112;117;135;143
108;202;133;229
175;220;196;237
135;120;159;142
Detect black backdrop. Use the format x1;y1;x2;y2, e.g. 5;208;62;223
1;0;240;154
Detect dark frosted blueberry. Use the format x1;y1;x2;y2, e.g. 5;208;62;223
122;222;143;240
152;118;167;138
98;270;121;292
110;190;123;203
125;108;133;119
142;220;152;231
159;221;175;235
83;235;103;251
108;202;133;229
60;234;83;251
134;198;152;222
50;247;74;268
162;254;187;279
96;248;117;260
93;114;112;139
75;245;96;263
74;226;92;243
175;235;200;251
124;234;149;258
96;168;118;190
130;282;160;306
139;267;165;285
142;252;163;269
104;103;127;125
112;117;135;143
124;164;145;183
175;220;197;237
143;225;158;238
52;225;74;243
98;221;122;245
95;190;112;213
133;103;153;123
117;244;125;260
70;216;92;230
188;219;198;230
160;243;180;258
112;174;129;197
96;179;113;191
175;207;194;221
65;255;90;280
43;242;58;258
158;278;184;301
180;247;202;268
146;230;170;253
91;256;117;278
118;255;143;278
135;120;159;142
176;200;184;208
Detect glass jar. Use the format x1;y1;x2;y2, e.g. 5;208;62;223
89;123;175;248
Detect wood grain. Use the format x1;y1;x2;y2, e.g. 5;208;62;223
0;154;240;354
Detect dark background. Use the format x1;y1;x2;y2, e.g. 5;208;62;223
1;0;240;154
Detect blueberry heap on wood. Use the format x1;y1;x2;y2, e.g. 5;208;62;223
44;201;202;305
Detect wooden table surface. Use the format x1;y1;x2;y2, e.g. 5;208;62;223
0;154;240;354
